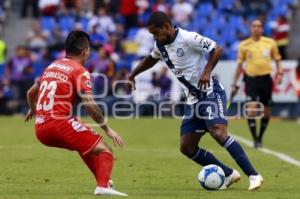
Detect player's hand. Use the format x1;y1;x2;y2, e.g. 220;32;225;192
231;84;239;98
127;75;136;91
198;72;211;91
275;72;283;84
24;108;35;122
105;127;125;148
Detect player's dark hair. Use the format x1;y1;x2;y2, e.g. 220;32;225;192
147;11;172;28
65;31;90;56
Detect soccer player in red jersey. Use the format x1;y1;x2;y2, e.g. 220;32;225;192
25;31;128;196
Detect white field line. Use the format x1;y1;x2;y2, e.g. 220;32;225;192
231;133;300;167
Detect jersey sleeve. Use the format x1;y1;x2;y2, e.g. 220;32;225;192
237;43;246;65
187;32;217;53
74;68;93;94
271;39;281;61
150;43;162;59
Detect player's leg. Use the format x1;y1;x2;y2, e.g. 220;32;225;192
257;75;273;147
208;124;263;190
244;75;258;144
204;79;262;190
78;134;127;196
180;103;234;178
257;105;270;147
56;118;127;196
180;132;234;178
80;140;113;188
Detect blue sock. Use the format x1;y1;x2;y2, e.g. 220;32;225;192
223;137;258;176
190;147;233;177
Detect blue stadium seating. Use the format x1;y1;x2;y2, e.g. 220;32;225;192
40;16;56;32
58;15;75;32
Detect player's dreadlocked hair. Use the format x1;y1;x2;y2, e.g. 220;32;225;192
147;11;172;28
65;31;90;55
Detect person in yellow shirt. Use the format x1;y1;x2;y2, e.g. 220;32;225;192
231;19;283;148
0;39;6;65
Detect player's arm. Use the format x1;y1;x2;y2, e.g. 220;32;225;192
128;55;159;90
81;92;124;147
198;45;223;90
231;44;245;96
25;83;39;122
231;63;243;97
272;41;283;84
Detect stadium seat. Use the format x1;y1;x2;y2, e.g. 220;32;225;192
197;3;214;17
126;27;139;40
58;15;75;32
79;17;89;32
40;16;56;32
0;63;4;78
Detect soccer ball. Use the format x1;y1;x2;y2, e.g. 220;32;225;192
198;164;225;190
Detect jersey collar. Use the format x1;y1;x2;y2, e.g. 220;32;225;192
169;26;179;44
157;27;179;47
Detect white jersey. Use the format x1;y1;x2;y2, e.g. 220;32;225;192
150;27;217;104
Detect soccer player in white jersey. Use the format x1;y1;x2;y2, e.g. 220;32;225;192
128;11;263;191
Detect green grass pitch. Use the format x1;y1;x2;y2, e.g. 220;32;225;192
0;116;299;199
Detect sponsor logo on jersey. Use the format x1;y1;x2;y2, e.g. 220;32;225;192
176;48;184;57
48;63;73;74
68;118;88;132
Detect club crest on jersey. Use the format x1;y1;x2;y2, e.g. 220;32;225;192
176;48;184;57
171;69;183;77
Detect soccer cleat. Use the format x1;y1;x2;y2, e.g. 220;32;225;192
220;169;241;189
248;174;263;191
94;187;128;196
254;140;263;149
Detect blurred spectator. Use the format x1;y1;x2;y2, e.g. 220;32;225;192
150;67;172;102
48;28;65;52
152;0;170;15
0;78;15;115
89;24;108;49
87;46;115;95
38;0;60;16
134;27;154;58
60;0;81;16
158;67;172;101
120;0;139;31
0;0;9;35
136;0;149;15
171;0;193;28
4;46;34;113
113;68;130;96
151;71;160;89
88;7;116;36
26;21;49;50
0;38;6;70
270;16;290;60
20;0;39;18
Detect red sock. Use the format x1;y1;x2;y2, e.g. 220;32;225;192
80;151;114;187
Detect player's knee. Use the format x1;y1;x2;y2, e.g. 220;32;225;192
208;125;228;145
180;143;197;158
91;141;113;155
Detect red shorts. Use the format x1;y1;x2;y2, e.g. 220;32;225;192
35;117;102;155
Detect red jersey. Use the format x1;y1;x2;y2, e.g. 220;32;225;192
35;58;92;121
